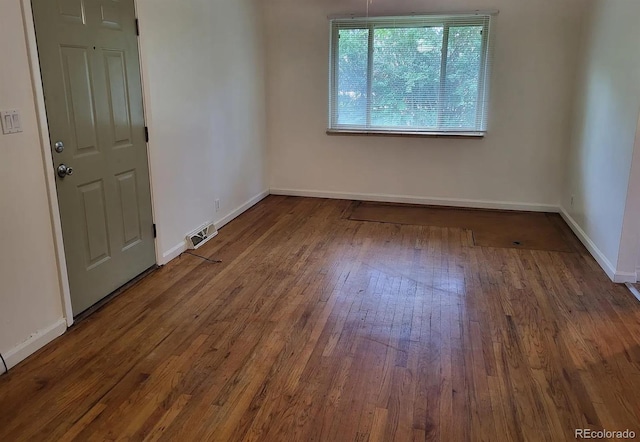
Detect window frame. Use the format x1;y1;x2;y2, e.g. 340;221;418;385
328;14;493;137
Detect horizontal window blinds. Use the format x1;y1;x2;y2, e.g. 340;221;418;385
329;14;494;134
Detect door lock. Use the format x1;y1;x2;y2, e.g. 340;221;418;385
57;164;74;178
54;141;64;153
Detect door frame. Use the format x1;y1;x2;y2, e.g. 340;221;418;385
19;0;160;325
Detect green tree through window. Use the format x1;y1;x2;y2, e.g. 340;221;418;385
330;15;492;134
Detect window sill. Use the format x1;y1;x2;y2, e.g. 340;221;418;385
326;129;485;138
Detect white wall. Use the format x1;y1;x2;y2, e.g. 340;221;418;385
265;0;584;210
0;0;66;371
137;0;268;263
561;0;640;281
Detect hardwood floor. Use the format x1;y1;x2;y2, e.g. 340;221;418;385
1;196;639;441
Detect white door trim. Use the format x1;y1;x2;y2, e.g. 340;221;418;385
19;0;161;325
20;0;73;326
133;1;163;267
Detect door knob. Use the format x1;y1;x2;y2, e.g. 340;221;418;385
57;164;74;178
54;141;64;153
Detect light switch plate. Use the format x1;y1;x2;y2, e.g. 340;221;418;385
1;110;22;134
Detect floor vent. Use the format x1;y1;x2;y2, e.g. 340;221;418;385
186;222;218;250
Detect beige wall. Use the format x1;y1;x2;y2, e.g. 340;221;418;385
562;0;640;281
265;0;585;210
0;0;66;370
136;0;268;263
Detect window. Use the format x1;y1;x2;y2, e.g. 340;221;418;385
328;14;493;136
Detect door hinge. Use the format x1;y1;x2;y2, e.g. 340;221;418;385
135;18;140;36
144;126;149;142
153;223;157;238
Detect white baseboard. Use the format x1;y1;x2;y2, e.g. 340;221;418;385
160;240;188;265
625;283;640;303
614;271;638;284
214;189;270;229
559;206;635;283
270;188;559;213
1;318;67;373
615;272;638;283
159;190;270;266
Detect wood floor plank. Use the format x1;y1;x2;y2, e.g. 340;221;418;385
1;195;640;441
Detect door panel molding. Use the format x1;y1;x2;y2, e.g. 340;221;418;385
57;0;86;25
115;169;142;249
78;179;111;267
60;45;100;155
100;2;124;30
104;50;133;148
